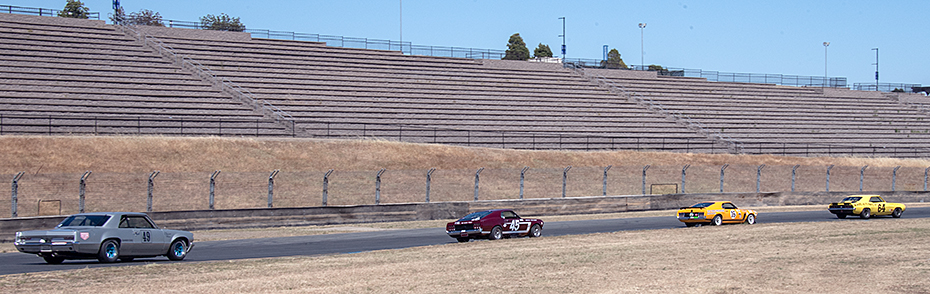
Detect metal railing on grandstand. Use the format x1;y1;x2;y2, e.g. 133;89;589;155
853;83;923;93
4;114;926;158
1;4;100;20
162;19;507;59
564;59;847;88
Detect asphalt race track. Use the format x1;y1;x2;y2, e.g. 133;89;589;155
3;207;929;275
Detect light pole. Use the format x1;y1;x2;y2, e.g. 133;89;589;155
872;48;879;91
638;23;646;70
559;17;566;59
823;42;829;86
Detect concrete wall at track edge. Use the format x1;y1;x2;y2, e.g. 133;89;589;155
2;191;927;242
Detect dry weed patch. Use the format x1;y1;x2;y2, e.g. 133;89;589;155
3;218;929;293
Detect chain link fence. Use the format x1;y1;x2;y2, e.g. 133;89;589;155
4;165;928;218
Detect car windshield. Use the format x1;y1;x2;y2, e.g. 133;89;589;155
841;197;862;202
58;215;111;227
690;202;714;208
457;211;493;221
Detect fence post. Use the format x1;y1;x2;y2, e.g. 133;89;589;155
79;171;91;213
11;172;24;218
642;165;651;195
520;167;529;200
826;165;835;192
681;165;691;194
791;165;800;192
562;166;572;198
267;170;279;208
473;168;484;201
209;170;220;210
425;168;436;203
719;164;729;193
147;171;159;212
892;166;901;192
925;166;930;192
376;169;386;205
756;165;765;193
603;165;612;196
322;169;334;206
859;166;868;192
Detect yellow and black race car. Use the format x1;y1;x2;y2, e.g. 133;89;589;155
828;195;905;219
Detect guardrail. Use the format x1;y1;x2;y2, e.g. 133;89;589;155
1;4;100;19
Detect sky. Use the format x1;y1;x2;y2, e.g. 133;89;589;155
6;0;929;85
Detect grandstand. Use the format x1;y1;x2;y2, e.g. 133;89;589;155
1;12;929;157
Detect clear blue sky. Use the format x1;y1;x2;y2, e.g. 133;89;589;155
7;0;929;85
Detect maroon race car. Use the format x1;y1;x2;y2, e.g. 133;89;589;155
446;209;544;242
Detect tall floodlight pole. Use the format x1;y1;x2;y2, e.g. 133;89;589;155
823;42;830;86
872;48;879;90
638;23;646;70
559;17;566;59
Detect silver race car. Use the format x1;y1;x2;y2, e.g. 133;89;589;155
14;212;193;264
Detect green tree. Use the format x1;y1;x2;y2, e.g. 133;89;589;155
503;33;530;60
533;43;553;58
109;6;125;24
200;13;245;32
602;48;628;69
127;9;164;26
58;0;90;19
648;64;667;72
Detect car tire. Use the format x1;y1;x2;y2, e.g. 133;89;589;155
167;239;188;261
42;254;64;264
859;208;871;219
836;214;847;219
746;214;756;225
529;224;542;238
97;239;120;263
711;215;723;226
892;208;903;218
456;237;469;243
489;226;503;240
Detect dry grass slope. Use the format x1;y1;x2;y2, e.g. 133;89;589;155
1;135;927;174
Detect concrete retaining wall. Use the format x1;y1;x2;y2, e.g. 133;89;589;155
2;191;927;242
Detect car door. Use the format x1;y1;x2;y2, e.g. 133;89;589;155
116;215;138;255
870;196;887;215
500;210;524;233
721;202;740;222
126;215;166;255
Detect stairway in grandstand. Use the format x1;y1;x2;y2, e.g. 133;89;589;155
571;68;930;157
0;13;292;136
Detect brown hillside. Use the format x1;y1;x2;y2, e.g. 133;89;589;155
1;136;927;174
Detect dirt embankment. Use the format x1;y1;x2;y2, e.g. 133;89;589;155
1;136;927;174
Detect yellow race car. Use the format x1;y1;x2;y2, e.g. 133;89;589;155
828;195;905;219
677;201;757;227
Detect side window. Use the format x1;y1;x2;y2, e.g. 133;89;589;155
722;203;736;209
127;216;155;228
119;216;131;228
501;211;517;219
870;197;883;203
